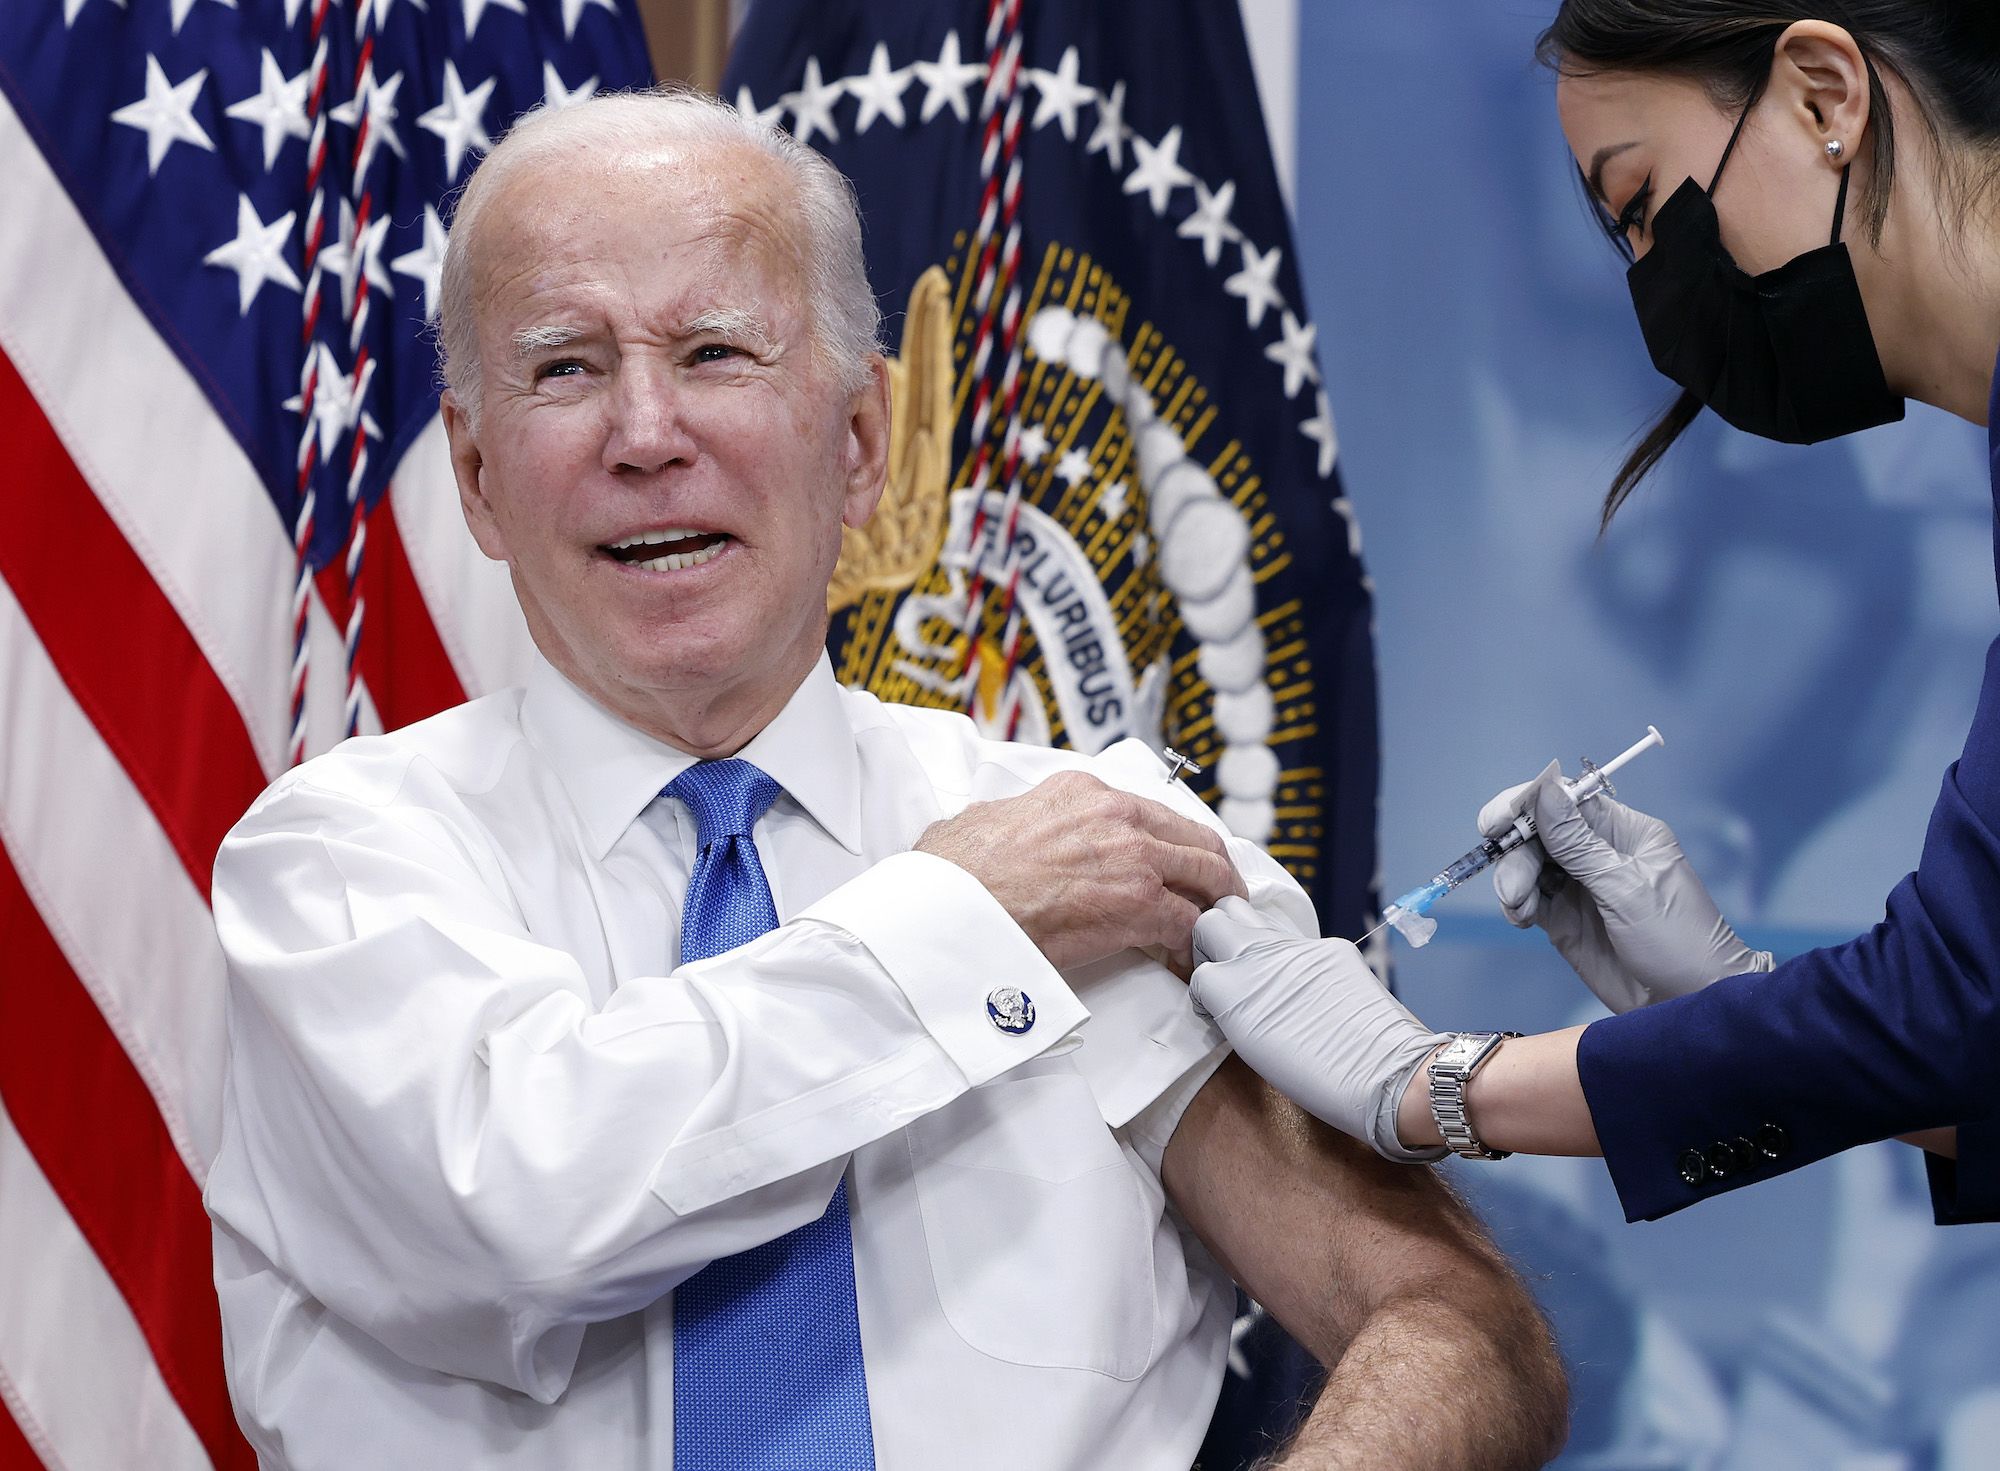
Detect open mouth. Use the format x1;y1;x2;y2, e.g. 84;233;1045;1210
600;528;732;572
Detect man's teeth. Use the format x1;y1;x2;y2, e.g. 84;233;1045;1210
607;527;708;550
635;539;727;572
605;528;729;572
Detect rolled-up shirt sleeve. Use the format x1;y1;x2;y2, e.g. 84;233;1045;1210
207;765;1083;1401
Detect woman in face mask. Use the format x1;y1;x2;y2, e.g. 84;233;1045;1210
1190;0;2000;1225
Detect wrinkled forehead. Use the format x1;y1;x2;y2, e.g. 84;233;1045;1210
467;141;813;327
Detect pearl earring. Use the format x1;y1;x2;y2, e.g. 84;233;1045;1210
1826;139;1846;161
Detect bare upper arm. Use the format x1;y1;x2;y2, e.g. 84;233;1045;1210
1163;1054;1533;1364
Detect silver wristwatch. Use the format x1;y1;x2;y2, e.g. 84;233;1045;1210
1428;1031;1520;1160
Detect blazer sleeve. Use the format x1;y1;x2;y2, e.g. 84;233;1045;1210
1577;636;2000;1223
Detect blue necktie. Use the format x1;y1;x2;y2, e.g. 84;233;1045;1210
667;759;876;1470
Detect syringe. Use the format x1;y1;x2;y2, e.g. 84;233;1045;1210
1362;726;1666;949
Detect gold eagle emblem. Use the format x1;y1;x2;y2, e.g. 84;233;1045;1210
827;265;955;614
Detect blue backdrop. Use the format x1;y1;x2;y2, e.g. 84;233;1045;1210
1295;6;2000;1467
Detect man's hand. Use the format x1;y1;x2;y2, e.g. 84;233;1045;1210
1483;762;1772;1013
916;771;1245;973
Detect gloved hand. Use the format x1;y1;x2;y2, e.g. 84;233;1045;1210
1192;896;1448;1162
1483;761;1773;1013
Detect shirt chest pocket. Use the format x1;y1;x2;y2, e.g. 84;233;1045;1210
906;1062;1159;1381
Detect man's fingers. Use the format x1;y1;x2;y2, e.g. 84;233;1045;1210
1126;791;1233;856
1152;835;1246;909
1150;889;1202;963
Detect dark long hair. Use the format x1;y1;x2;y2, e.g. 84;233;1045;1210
1537;0;2000;527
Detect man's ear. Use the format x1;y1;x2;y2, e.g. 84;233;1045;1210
841;354;892;530
442;390;507;563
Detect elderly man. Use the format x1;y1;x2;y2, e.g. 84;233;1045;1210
206;87;1565;1470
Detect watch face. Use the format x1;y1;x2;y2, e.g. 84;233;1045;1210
1437;1035;1482;1069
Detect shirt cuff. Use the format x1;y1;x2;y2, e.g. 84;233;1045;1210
800;850;1087;1086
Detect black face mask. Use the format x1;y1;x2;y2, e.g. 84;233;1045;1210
1625;102;1905;444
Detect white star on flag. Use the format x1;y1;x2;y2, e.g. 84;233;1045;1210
1228;1302;1267;1379
224;49;310;172
558;0;616;40
1225;239;1284;329
1264;309;1320;399
847;43;911;133
1017;423;1052;464
1300;389;1338;477
1178;179;1241;266
355;0;423;28
283;344;382;463
1054;447;1093;487
392;204;450;321
733;85;783;130
1026;46;1093;140
1329;496;1363;559
1086;79;1128;169
319;198;394;321
203;193;300;315
542;62;599;112
1124;126;1194;216
1097;479;1131;521
913;30;985;124
111;56;216;176
418;59;494;181
330;65;408;178
783;57;843;147
458;0;524;42
167;0;233;37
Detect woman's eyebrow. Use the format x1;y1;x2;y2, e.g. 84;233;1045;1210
1587;141;1642;203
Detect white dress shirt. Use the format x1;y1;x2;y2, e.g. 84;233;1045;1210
207;652;1319;1470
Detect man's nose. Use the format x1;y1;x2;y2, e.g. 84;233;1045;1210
602;357;697;474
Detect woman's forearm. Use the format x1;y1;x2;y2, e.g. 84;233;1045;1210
1394;1027;1603;1156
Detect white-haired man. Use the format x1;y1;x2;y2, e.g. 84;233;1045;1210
207;88;1566;1470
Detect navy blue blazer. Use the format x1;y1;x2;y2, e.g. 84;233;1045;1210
1577;357;2000;1226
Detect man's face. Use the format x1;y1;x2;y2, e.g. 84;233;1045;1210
444;142;887;732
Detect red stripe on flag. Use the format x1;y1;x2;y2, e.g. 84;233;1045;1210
0;1397;44;1471
315;493;465;734
0;349;268;899
0;843;251;1471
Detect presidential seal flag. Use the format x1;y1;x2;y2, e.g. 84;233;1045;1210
726;0;1380;952
0;2;647;1464
724;4;1378;1460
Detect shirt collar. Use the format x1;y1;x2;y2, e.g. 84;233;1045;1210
520;651;864;860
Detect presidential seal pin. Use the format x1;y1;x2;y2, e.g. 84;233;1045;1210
985;986;1036;1035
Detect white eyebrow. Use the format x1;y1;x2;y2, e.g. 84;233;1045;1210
684;307;772;347
511;323;586;355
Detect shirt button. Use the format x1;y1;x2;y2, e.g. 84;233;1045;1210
985;986;1036;1035
1755;1122;1791;1160
1677;1148;1710;1187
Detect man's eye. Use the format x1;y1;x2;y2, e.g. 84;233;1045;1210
537;360;585;381
692;343;739;364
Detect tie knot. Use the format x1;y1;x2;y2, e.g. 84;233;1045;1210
667;760;782;847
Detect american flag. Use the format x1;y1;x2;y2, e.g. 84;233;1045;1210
0;2;647;1464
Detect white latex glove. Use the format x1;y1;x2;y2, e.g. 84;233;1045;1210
1192;897;1448;1162
1482;761;1774;1013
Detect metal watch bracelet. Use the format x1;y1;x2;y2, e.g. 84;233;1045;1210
1428;1031;1522;1160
